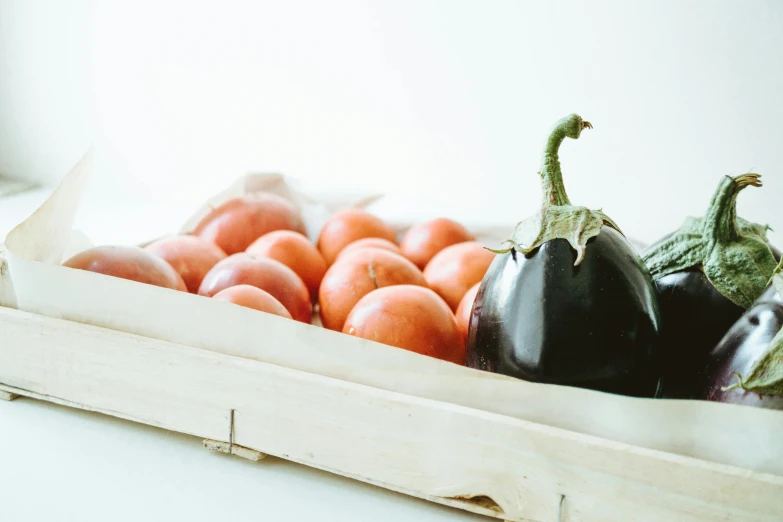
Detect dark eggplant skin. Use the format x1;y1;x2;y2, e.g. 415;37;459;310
693;286;783;409
654;269;744;399
654;248;782;399
466;227;661;398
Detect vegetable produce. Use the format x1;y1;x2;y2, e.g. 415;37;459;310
144;235;227;293
466;114;661;398
198;253;312;323
456;282;480;343
319;247;426;331
337;237;402;260
194;193;306;255
641;173;778;398
212;284;293;319
344;285;465;364
63;245;187;291
695;260;783;409
423;241;494;311
400;218;475;269
317;209;397;266
246;230;327;301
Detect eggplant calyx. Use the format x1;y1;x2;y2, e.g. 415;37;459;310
493;207;622;265
720;329;783;398
642;173;776;308
769;258;783;296
491;114;622;266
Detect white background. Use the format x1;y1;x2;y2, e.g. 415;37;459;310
1;0;782;245
1;1;782;521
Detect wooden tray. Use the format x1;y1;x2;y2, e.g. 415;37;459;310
2;303;781;522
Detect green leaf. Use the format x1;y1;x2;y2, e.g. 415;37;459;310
641;231;706;279
722;328;783;397
641;174;776;308
770;258;783;297
509;205;622;266
703;234;779;308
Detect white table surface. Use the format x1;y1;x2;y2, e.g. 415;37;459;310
0;186;485;522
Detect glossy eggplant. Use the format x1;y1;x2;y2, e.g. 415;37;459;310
692;258;783;409
641;174;778;398
466;114;661;398
695;285;783;408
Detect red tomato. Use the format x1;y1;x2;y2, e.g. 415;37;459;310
456;282;480;342
194;193;306;255
337;237;402;260
62;245;187;291
318;247;425;332
400;218;475;269
212;285;293;319
423;241;494;311
199;253;311;323
317;209;397;266
343;285;465;364
144;235;226;293
246;230;326;302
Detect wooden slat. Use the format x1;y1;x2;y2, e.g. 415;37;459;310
0;306;781;522
0;389;19;401
203;439;267;461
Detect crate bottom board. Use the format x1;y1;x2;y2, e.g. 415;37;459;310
0;382;507;520
1;306;782;522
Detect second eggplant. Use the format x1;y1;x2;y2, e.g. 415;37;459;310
641;174;778;398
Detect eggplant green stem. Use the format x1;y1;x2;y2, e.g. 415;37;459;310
490;114;621;266
641;172;775;308
703;173;762;248
539;118;592;208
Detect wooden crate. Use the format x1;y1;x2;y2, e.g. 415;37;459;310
2;153;782;521
2;304;782;522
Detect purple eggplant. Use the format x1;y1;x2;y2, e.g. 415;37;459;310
466;114;661;398
642;174;778;399
695;261;783;409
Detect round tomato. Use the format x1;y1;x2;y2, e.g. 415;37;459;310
213;285;293;319
318;247;425;331
423;241;494;310
145;235;226;293
199;253;311;323
343;285;465;364
246;230;327;302
63;245;187;291
317;209;397;266
400;218;474;269
194;193;306;255
337;237;402;260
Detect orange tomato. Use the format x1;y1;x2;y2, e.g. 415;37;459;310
318;247;425;331
199;253;311;323
456;282;481;342
337;237;402;260
212;285;293;319
63;245;188;291
400;218;475;269
144;235;227;293
194;193;306;255
343;285;465;364
423;241;494;310
317;209;397;266
246;230;327;302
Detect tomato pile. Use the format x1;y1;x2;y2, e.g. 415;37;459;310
61;195;488;365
